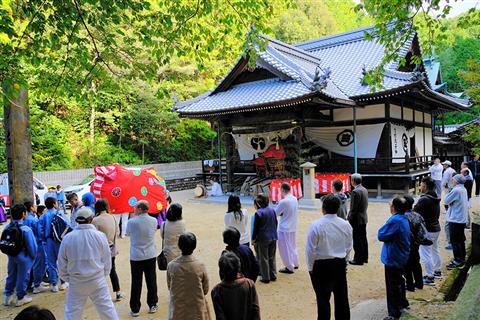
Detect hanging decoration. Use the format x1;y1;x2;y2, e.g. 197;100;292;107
314;173;351;194
232;128;293;160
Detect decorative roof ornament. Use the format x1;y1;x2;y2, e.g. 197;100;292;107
172;94;180;105
360;64;368;86
310;66;331;92
410;64;425;82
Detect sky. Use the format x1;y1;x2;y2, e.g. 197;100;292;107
436;0;479;17
352;0;479;17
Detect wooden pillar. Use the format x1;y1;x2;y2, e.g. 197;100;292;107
3;83;34;206
224;126;235;193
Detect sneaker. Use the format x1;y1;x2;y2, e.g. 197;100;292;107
130;311;140;317
423;276;435;286
33;285;49;294
51;285;59;293
16;295;32;307
115;293;125;302
445;244;452;250
40;281;50;287
4;295;14;306
446;260;465;270
60;282;69;291
149;305;159;314
434;270;443;279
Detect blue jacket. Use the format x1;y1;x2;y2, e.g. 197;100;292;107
38;208;69;242
378;213;410;268
4;220;37;261
57;191;65;201
252;207;278;242
44;191;57;201
23;212;40;244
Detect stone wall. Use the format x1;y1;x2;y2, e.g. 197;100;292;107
33;161;202;189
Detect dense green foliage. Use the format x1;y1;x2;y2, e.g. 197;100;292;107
0;0;478;171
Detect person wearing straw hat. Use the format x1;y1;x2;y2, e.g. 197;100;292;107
58;207;119;320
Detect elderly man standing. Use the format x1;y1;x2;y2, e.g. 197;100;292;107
306;194;353;320
57;207;119;320
275;182;299;274
167;232;211;320
444;174;469;270
348;173;369;266
127;200;158;317
429;158;443;198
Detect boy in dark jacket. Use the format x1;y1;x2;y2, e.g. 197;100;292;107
222;227;259;282
414;177;442;285
378;196;410;320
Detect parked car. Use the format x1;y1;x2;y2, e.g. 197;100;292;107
0;173;48;206
64;175;95;204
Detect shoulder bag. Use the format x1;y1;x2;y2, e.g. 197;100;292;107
157;223;168;270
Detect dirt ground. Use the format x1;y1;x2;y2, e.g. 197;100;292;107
0;190;478;320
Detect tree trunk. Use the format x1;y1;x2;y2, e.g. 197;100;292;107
142;143;145;164
89;103;95;146
2;82;34;205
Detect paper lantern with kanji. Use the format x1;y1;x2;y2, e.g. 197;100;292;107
91;164;167;214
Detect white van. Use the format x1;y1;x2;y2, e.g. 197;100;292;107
0;173;48;206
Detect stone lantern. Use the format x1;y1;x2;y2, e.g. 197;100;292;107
299;162;321;209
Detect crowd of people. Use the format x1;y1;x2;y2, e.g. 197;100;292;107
0;156;477;320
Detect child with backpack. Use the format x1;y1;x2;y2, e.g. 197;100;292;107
37;197;71;292
1;204;38;307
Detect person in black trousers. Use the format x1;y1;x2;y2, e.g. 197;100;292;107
469;155;480;196
404;195;431;292
126;201;159;317
378;197;411;320
348;173;369;265
252;194;278;283
306;194;353;320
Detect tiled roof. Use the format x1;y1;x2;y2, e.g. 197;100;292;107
175;25;470;116
175;78;314;116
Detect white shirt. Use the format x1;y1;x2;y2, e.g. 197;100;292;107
275;193;299;232
127;213;158;261
305;214;353;272
224;209;249;244
442;167;456;188
429;164;443;181
57;224;111;283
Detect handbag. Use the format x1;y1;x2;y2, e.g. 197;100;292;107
157;223;168;271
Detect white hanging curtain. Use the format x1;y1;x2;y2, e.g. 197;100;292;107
305;123;385;158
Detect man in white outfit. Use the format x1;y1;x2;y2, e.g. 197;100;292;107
442;160;456;250
429;158;443;198
275;182;299;274
58;207;119;320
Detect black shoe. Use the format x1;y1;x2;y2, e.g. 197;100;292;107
294;266;299;269
279;268;294;274
349;260;364;266
406;286;415;292
260;279;270;284
270;277;277;281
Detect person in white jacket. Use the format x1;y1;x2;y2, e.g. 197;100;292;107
58;207;119;320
